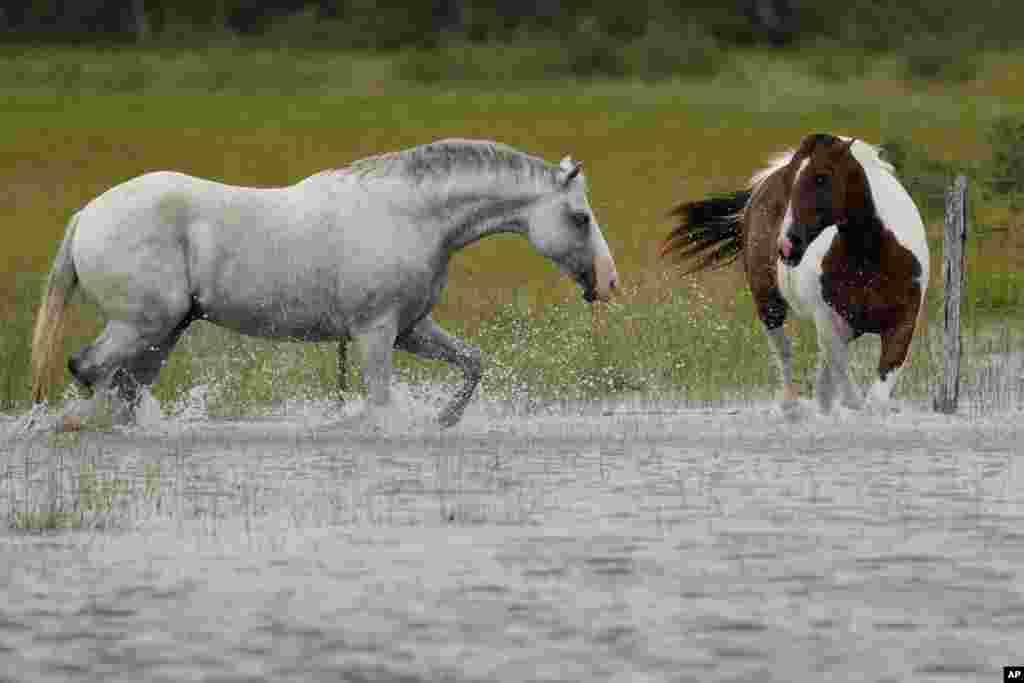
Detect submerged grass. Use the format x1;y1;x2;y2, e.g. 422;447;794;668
3;46;1024;416
5;431;147;531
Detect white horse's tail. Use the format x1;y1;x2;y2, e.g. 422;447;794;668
31;213;80;404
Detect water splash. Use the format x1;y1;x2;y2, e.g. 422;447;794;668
171;383;210;422
134;389;166;429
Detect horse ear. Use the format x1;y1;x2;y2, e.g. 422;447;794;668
558;159;583;186
795;134;821;157
840;137;857;154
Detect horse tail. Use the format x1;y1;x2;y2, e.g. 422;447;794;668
659;190;751;274
31;212;81;404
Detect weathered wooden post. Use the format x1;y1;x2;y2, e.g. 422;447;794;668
934;175;968;413
337;338;348;402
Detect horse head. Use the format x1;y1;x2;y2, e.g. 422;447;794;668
777;135;872;267
526;155;618;303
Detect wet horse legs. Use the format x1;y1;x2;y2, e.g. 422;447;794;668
870;320;916;405
814;309;863;413
69;318;189;424
765;325;798;407
395;315;482;428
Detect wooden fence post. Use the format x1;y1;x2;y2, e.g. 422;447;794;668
934;175;968;414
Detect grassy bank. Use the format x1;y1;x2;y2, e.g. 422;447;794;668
3;46;1024;416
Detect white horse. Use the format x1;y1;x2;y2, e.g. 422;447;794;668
31;139;619;427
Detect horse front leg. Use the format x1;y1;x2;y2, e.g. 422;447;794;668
870;320;915;408
395;315;482;428
351;316;398;429
757;287;797;413
814;308;862;414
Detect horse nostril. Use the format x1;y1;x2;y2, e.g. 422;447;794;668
609;277;618;292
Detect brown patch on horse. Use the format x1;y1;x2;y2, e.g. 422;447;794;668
813;138;925;381
821;227;924;378
743;163;793;329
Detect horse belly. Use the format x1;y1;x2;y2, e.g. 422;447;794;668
195;256;438;342
196;267;349;341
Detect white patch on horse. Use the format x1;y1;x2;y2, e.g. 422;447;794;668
776;224;838;320
845;137;930;293
867;365;900;405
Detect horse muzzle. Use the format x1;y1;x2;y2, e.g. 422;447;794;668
778;233;806;267
575;268;599;303
589;253;618;303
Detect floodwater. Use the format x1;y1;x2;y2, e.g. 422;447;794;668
1;392;1023;683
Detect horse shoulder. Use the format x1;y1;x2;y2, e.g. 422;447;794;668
865;169;930;287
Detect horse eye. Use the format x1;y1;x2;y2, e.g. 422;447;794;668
814;174;829;186
571;211;591;229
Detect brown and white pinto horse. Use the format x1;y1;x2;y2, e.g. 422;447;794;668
661;134;929;414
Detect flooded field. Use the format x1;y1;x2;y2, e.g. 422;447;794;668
2;395;1023;682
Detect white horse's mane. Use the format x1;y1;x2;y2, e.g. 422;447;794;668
343;138;560;189
748;137;895;191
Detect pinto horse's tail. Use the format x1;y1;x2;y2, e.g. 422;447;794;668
31;213;81;404
659;190;751;274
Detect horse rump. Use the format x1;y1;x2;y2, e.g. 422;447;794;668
659;190;751;274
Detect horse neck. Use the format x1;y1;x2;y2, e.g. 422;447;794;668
428;177;549;252
837;164;884;261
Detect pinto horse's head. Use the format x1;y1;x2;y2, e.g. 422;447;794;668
777;134;871;267
526;156;618;303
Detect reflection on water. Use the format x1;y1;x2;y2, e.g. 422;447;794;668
1;396;1023;682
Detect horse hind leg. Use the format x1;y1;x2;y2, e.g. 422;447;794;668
68;310;192;425
395;315;482;428
119;316;194;404
68;322;144;423
765;325;797;407
758;289;798;411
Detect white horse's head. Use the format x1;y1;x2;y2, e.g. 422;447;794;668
526;156;619;303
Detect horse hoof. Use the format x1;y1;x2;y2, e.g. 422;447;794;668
437;411;462;429
779;399;804;422
58;415;83;433
864;398;899;416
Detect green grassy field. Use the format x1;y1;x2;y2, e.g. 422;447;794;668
3;45;1024;415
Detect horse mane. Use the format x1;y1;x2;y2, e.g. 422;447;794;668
344;139;560;189
748;137;894;194
749;148;799;191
